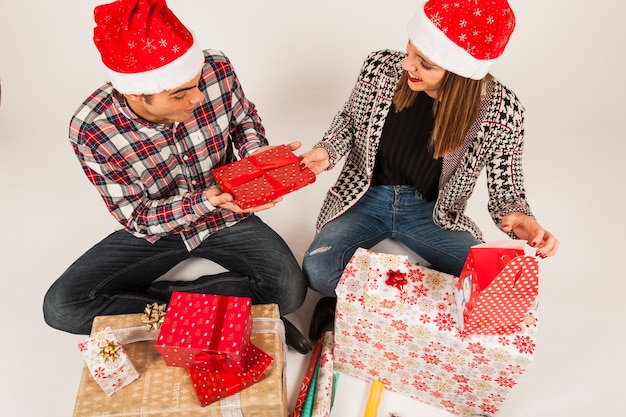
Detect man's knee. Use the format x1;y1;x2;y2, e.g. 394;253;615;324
42;286;65;331
42;285;88;335
274;268;307;315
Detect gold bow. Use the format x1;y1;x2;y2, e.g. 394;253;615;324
98;340;120;362
141;302;167;331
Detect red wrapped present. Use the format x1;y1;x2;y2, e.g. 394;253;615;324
212;144;316;209
454;240;539;335
156;292;252;372
187;343;273;406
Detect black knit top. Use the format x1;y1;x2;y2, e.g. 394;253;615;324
371;92;441;201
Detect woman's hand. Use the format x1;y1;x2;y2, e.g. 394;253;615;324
299;147;330;175
501;212;559;258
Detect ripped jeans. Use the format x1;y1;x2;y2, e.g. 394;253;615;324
302;186;480;297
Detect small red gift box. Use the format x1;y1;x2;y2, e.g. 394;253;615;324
455;240;539;335
212;144;316;209
187;343;274;406
156;292;252;372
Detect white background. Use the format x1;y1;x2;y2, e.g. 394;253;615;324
1;1;625;416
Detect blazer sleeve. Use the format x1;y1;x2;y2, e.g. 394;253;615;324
483;84;535;234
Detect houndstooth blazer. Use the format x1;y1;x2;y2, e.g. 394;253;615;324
313;49;534;241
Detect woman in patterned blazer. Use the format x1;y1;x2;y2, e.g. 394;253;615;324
300;0;559;325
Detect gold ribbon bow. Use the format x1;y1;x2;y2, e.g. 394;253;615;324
98;340;120;362
141;302;167;331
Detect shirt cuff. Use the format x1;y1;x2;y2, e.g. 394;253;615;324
191;192;215;216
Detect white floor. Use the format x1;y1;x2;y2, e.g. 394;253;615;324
1;1;625;416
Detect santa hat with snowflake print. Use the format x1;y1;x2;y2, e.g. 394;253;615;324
407;0;516;80
93;0;204;94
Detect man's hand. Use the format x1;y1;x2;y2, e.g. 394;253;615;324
205;186;283;213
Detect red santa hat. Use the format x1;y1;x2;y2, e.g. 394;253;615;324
407;0;516;80
93;0;204;94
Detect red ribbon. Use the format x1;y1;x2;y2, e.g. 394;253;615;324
193;351;228;371
385;269;408;290
220;151;300;191
209;296;229;348
192;296;231;371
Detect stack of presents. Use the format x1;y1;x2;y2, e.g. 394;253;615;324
74;294;288;416
72;146;541;417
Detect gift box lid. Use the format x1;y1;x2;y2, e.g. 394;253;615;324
155;292;253;371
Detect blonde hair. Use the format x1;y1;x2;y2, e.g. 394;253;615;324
393;71;487;158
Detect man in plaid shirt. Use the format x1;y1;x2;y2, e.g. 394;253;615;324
43;0;312;353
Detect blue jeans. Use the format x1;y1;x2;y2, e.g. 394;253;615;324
43;215;306;334
303;186;480;297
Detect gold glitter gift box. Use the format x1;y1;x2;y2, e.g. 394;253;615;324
72;304;288;417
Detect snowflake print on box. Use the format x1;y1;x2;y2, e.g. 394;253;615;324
78;326;139;396
334;248;539;417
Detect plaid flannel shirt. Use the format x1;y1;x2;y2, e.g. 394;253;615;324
69;50;267;250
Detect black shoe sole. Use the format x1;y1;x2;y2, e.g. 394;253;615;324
308;296;336;341
281;317;313;354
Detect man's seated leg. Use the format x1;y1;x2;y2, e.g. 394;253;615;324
43;230;188;334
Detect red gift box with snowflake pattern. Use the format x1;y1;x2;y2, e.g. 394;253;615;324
156;292;252;372
212;145;316;209
333;248;538;417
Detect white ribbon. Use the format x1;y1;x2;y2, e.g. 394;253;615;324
111;325;159;345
